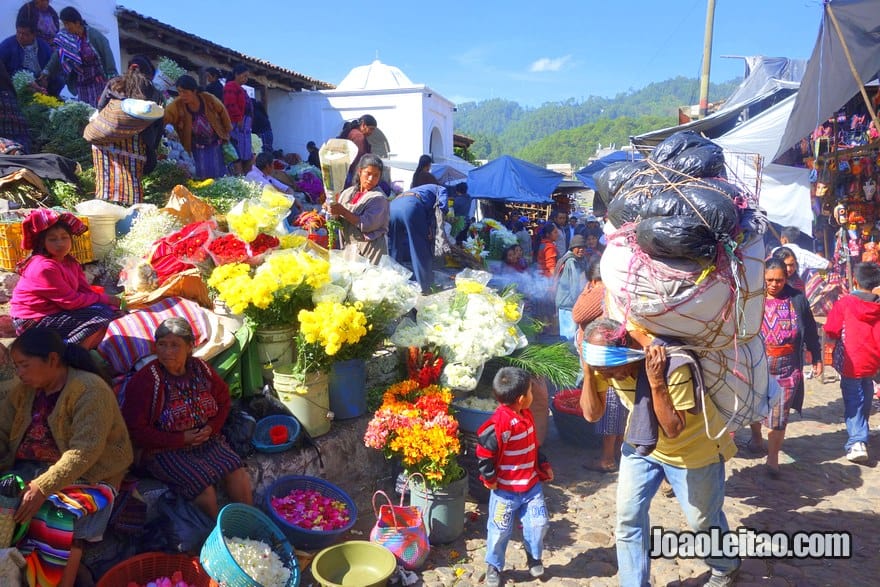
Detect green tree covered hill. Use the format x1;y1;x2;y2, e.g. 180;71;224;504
455;76;741;168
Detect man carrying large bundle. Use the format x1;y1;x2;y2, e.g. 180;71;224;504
579;319;740;587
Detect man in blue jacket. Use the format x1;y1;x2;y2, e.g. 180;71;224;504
0;19;59;94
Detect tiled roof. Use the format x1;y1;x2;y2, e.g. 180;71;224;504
116;6;334;91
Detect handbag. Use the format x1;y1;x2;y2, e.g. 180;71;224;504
83;99;156;145
369;478;430;570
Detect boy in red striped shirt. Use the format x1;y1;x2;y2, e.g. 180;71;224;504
476;367;553;587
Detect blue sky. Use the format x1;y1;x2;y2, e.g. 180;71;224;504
119;0;825;107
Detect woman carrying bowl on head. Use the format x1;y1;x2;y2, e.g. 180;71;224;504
122;317;253;519
1;328;132;587
324;153;390;264
10;209;122;349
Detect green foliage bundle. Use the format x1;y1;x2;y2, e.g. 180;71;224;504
42;101;94;165
142;161;191;206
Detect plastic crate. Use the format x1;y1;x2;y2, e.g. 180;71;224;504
0;216;93;271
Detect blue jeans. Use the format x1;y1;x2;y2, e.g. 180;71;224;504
840;376;873;451
485;484;549;570
616;443;739;587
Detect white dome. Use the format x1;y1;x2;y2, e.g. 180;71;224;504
337;60;415;90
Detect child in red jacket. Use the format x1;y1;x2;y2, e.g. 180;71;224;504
824;261;880;463
476;367;553;587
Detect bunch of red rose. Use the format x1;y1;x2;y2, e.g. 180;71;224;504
167;221;213;264
208;233;248;265
248;233;280;256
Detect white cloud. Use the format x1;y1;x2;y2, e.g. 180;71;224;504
529;55;572;73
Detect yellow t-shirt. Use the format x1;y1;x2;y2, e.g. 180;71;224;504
592;365;736;468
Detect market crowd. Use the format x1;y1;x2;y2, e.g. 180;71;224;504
1;3;878;587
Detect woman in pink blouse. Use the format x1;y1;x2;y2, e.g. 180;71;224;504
10;209;121;348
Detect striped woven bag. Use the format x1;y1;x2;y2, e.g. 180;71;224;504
83;99;154;146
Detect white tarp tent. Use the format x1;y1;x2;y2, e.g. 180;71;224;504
714;94;814;236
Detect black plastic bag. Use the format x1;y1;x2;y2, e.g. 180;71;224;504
149;490;214;554
243;386;325;469
636;216;719;259
594;160;651;204
641;180;741;237
607;190;652;227
650;131;717;164
666;144;726;178
222;401;257;459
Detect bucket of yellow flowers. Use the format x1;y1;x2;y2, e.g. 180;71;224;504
272;300;370;437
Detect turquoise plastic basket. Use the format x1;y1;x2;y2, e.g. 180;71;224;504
199;503;300;587
264;475;357;551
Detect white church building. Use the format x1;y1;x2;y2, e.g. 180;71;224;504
267;59;472;187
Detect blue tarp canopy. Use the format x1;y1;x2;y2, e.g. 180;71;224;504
574;151;643;190
467;155;563;204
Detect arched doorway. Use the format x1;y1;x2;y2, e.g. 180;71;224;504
429;127;443;159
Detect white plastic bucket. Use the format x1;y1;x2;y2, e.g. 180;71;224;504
274;366;332;437
84;216;118;260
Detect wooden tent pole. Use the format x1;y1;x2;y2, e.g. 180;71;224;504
825;2;880;133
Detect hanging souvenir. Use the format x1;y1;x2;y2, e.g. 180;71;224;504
834;203;848;226
864;177;877;201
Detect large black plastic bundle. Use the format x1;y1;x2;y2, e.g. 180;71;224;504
604;132;748;259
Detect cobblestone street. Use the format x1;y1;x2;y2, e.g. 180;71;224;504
327;371;880;587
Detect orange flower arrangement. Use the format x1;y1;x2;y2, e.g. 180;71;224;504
364;380;464;489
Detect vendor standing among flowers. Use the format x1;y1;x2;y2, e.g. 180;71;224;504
122;317;253;519
555;234;590;341
388;183;448;293
91;55;164;206
223;64;253;176
164;74;232;180
11;209;122;349
37;6;117;107
325;153;389;264
1;328;132;587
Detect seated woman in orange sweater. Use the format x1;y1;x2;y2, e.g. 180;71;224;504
10;209;121;348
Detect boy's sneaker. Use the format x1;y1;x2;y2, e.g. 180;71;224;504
846;442;869;463
485;565;501;587
526;554;544;578
705;564;740;587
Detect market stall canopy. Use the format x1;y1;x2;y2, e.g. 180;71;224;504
775;0;880;160
467;155;563;204
632;56;802;149
575;150;643;190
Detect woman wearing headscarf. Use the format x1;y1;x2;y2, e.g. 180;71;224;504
16;0;60;46
223;63;253;175
2;328;132;587
164;74;232;179
411;154;438;188
38;7;117;107
122;317;252;519
10;209;122;349
325;153;389;264
90;55;164;205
